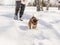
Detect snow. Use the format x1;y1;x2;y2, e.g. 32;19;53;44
0;6;60;45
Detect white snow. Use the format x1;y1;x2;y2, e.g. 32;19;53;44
0;6;60;45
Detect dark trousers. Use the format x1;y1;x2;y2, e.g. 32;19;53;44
15;1;25;18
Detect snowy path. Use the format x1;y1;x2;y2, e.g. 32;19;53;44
0;6;60;45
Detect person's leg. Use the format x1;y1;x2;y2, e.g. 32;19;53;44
14;1;21;20
15;7;19;16
19;4;25;19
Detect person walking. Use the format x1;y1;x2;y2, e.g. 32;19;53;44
14;0;27;21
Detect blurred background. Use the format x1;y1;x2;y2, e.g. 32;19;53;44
0;0;60;7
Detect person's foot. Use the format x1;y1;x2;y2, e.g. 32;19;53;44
20;18;23;21
14;15;18;20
